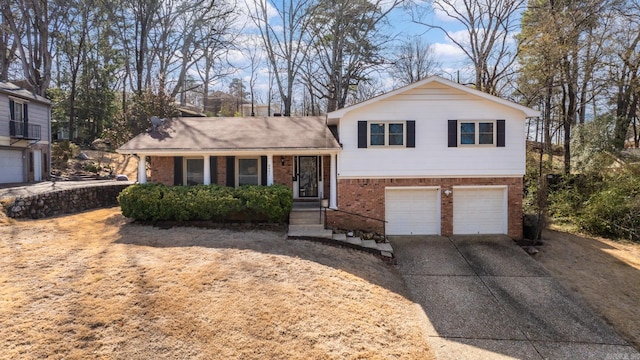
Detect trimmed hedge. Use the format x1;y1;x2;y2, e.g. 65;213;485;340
118;183;293;223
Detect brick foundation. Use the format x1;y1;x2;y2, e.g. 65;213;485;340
326;177;524;240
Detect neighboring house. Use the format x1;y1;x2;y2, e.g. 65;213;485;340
240;103;281;117
0;82;52;184
117;76;538;239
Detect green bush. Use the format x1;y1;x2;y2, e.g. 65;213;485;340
118;183;292;223
578;172;640;242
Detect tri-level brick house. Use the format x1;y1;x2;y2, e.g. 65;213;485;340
118;76;538;239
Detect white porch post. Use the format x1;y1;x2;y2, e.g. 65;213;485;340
137;155;147;184
266;154;274;185
203;155;211;185
329;153;337;209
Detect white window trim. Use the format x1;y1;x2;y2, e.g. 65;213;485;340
367;121;407;147
458;120;496;147
183;157;205;185
236;156;261;187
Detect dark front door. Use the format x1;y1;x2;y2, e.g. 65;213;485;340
298;156;318;198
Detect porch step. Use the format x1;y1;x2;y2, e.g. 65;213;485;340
289;211;324;225
287;224;333;239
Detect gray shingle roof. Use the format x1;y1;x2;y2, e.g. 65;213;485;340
118;116;341;154
0;81;51;104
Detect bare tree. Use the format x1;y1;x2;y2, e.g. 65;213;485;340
307;0;402;112
1;0;63;95
412;0;524;96
246;0;315;116
391;37;439;86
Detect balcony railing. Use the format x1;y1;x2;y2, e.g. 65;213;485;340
10;120;41;140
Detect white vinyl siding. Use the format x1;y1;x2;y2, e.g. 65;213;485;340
336;82;526;178
0;149;24;183
453;186;507;234
386;187;440;235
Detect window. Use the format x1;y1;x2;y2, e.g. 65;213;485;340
238;158;259;186
459;121;495;146
185;158;204;185
369;122;405;146
14;102;24;122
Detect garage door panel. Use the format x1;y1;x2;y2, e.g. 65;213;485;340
0;150;24;183
386;188;440;235
453;188;506;235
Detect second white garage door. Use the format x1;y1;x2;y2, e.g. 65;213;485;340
0;149;24;184
385;187;440;235
453;186;507;234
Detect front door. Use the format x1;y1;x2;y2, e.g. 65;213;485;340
298;156;318;198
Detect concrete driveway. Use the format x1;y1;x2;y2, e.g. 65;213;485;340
391;235;640;360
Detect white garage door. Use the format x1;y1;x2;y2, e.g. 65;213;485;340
386;187;440;235
453;187;506;234
0;149;24;183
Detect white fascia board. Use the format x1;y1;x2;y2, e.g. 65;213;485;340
116;148;341;156
328;75;540;120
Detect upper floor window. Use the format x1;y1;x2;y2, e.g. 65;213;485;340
369;122;405;147
10;99;26;122
459;121;495;146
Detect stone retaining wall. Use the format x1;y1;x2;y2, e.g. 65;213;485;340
2;184;131;219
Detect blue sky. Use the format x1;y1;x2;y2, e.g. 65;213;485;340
218;1;473;104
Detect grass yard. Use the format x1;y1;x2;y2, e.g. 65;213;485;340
538;229;640;351
0;208;433;359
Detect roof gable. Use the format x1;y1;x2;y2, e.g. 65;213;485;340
327;76;539;120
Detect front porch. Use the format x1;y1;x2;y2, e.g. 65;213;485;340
138;153;338;207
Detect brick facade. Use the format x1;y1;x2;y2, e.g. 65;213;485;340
150;157;174;185
326;177;524;240
149;155;319;194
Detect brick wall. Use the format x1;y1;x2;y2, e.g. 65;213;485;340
273;155;293;189
150;157;174;185
326;177;524;239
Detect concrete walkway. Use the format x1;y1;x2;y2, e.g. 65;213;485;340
391;235;640;360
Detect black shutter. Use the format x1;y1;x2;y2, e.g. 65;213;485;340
448;120;458;147
357;121;367;148
9;99;14;120
173;156;183;185
497;119;505;147
260;156;267;185
209;156;217;184
406;120;415;148
226;156;235;186
23;104;28;136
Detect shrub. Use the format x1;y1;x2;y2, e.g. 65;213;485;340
578;172;640;242
118;183;292;223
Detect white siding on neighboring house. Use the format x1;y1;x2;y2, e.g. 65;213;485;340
334;81;529;179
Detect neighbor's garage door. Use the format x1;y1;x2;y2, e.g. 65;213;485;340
0;149;24;183
453;187;506;234
386;187;440;235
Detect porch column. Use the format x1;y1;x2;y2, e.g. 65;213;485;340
266;154;274;185
137;155;147;184
329;153;337;209
203;155;211;185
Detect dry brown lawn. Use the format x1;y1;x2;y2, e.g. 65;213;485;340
0;208;433;359
538;229;640;351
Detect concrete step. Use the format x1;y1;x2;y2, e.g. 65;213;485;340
332;233;347;241
289;211;323;224
377;243;393;252
361;239;379;250
288;225;333;239
345;237;363;245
